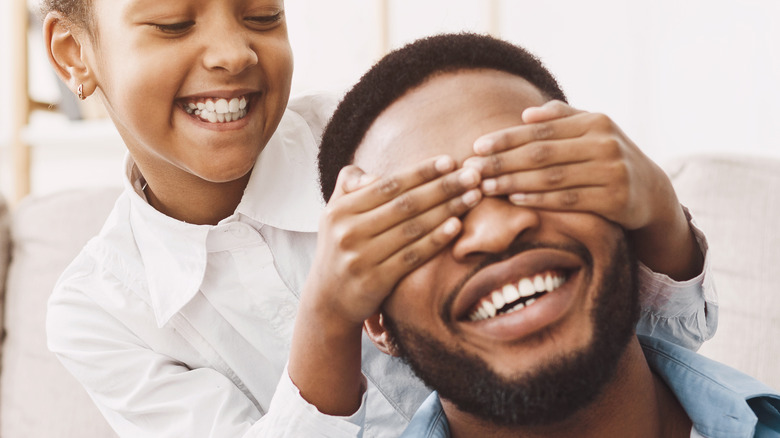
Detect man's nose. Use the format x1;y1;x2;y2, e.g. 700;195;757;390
451;198;541;260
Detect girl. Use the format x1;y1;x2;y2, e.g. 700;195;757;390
43;1;714;436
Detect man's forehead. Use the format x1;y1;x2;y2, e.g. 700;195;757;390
353;69;548;174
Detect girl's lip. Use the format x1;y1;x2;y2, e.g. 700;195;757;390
177;94;256;131
450;248;584;322
177;89;259;101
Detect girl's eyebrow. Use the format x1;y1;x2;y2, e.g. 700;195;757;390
121;0;183;17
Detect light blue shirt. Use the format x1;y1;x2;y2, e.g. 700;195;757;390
401;335;780;438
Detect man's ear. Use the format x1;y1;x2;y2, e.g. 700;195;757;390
43;12;97;100
364;313;401;357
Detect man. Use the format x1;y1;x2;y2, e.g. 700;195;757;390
314;33;780;437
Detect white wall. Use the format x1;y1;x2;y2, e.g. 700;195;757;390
3;0;780;202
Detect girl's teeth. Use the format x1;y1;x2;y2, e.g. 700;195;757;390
184;97;249;124
228;98;240;112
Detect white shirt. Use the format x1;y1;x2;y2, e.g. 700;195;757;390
47;92;718;438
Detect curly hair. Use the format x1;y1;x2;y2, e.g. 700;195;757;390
318;32;567;202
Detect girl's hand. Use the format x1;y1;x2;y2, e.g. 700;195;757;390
289;155;481;416
463;100;672;231
308;155;482;327
463;100;702;281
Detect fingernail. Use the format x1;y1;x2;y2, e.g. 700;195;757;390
442;218;459;235
462;157;483;171
435;156;455;173
509;193;527;204
358;174;376;187
459;168;480;186
474;138;494;154
482;179;497;194
462;189;481;207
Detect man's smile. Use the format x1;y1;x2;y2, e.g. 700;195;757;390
450;247;588;341
466;270;570;322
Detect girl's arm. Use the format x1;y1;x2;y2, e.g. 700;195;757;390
289;157;481;416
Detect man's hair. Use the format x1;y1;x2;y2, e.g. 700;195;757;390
318;32;567;202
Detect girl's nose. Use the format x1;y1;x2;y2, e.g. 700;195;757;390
201;26;258;75
452;198;542;261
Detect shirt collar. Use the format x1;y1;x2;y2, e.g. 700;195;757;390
403;337;780;437
640;335;780;437
235;107;325;232
124;107;325;327
125;157;211;327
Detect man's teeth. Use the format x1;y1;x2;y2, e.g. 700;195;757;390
184;97;248;123
468;272;566;322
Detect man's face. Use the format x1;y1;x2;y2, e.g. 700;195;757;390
354;69;638;426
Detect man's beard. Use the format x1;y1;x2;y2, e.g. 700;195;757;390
383;235;639;427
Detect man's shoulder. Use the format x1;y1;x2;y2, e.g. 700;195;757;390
640;335;780;437
399;392;451;438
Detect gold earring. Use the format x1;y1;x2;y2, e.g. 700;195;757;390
77;84;85;100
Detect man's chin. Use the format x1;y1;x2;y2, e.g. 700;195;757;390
388;321;621;427
384;233;639;428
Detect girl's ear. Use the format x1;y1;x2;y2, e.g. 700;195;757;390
364;313;401;357
43;12;97;100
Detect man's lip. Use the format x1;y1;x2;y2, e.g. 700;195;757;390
450;248;584;321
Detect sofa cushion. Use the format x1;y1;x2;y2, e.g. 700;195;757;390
1;188;121;438
666;154;780;391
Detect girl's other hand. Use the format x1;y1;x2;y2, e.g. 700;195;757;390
308;155;482;328
463;100;702;281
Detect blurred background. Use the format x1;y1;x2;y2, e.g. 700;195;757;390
2;0;780;204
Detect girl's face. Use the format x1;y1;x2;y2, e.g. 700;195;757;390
86;0;293;184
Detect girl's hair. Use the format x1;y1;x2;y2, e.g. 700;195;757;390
40;0;94;35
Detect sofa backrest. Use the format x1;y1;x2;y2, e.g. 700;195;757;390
666;154;780;391
1;188;122;438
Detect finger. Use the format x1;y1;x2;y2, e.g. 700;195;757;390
521;100;585;124
342;155;459;213
376;216;463;284
465;136;599;180
358;168;481;234
331;165;378;200
479;158;615;196
505;187;624;222
366;188;481;260
471;111;593;156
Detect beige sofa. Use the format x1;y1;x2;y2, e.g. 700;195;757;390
0;154;778;437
